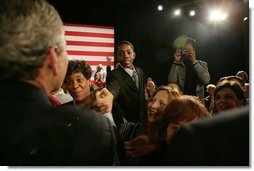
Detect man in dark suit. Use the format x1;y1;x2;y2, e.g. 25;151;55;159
106;41;146;126
165;106;249;166
0;0;117;165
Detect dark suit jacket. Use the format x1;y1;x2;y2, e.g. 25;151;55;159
165;106;249;166
106;66;146;125
0;80;117;166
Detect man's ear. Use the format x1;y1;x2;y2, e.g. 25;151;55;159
133;52;136;59
48;45;58;75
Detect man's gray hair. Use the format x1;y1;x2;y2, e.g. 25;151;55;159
0;0;65;80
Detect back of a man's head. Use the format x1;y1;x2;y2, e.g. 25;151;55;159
0;0;64;81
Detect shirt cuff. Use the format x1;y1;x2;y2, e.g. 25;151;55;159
103;112;116;127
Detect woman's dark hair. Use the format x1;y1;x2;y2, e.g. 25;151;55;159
236;71;248;82
218;75;245;87
212;81;247;114
65;60;92;80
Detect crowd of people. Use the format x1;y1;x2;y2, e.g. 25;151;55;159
0;0;249;166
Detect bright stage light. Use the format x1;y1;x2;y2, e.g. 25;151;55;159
209;9;228;21
243;17;248;21
174;9;181;16
157;5;163;11
189;10;196;16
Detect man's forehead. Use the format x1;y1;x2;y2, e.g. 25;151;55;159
118;44;133;50
184;43;193;47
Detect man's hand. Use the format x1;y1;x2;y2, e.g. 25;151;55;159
124;135;158;158
173;49;182;62
185;48;196;63
95;88;113;114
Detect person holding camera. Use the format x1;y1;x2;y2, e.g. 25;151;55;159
167;36;210;102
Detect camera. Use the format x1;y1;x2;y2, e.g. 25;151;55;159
179;48;188;58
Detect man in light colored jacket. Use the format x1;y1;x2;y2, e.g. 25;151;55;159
167;36;210;101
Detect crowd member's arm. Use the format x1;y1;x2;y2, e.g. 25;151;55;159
167;50;183;83
186;46;210;84
192;61;210;85
124;135;167;158
105;72;120;100
95;88;116;127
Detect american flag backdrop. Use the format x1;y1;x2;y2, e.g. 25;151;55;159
64;23;114;79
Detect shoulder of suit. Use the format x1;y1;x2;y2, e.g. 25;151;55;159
108;67;125;76
51;105;108;124
134;66;145;74
134;66;143;71
197;60;207;65
184;106;248;133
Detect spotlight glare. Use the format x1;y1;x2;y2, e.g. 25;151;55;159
174;9;181;16
189;10;195;16
157;5;163;11
243;17;248;21
209;9;228;21
221;13;227;20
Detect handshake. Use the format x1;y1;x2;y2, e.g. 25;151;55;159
78;87;113;114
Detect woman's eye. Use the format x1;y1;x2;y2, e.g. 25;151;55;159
160;102;166;107
225;95;234;99
149;98;155;103
173;126;180;130
77;78;83;83
215;95;221;100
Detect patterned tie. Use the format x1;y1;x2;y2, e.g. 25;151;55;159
132;71;139;89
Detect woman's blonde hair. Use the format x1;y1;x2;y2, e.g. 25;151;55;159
150;85;181;105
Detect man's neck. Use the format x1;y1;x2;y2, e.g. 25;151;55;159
22;78;50;95
119;64;134;70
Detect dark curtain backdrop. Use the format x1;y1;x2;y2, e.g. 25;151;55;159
49;0;249;87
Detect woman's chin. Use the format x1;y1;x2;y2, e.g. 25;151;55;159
74;97;84;103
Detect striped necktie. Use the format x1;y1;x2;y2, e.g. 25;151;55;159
132;71;139;89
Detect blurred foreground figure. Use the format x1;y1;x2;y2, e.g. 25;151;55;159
0;0;117;165
165;106;249;166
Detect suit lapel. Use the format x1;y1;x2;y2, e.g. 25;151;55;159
118;67;138;91
134;66;143;90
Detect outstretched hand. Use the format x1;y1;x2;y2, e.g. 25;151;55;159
124;135;158;158
95;88;113;114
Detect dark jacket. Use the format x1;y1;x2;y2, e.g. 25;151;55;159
106;66;146;125
0;80;117;166
165;106;249;166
